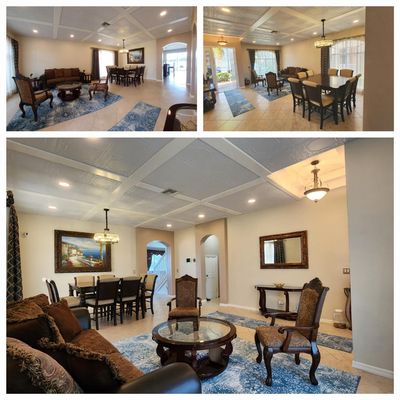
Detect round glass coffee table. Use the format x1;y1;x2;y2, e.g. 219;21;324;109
57;82;82;101
152;317;236;379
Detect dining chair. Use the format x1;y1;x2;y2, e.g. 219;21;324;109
139;66;145;84
288;78;307;118
144;274;158;314
86;279;120;330
297;71;307;79
97;274;116;281
251;69;265;87
306;70;314;77
46;279;80;308
255;278;329;386
350;74;362;108
327;68;338;76
265;72;283;95
117;277;141;323
339;69;353;78
334;80;353;122
303;80;336;129
74;275;96;300
88;72;109;101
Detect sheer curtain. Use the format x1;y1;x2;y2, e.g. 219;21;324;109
254;50;277;75
6;36;16;97
99;49;115;79
330;36;365;90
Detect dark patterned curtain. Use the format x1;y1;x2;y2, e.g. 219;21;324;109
114;51;119;66
321;46;330;75
248;49;256;82
147;249;165;270
7;191;23;303
11;38;19;74
274;240;286;263
92;48;100;80
274;50;280;73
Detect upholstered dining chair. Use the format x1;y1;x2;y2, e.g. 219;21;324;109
297;71;307;79
144;274;158;314
88;71;109;100
339;69;353;78
73;275;96;300
335;79;353;122
327;68;338;76
251;69;265;87
97;274;116;282
46;279;80;308
255;278;329;386
350;74;362;109
117;277;141;323
306;70;314;77
13;74;53;122
167;274;202;323
265;72;284;95
288;77;307;118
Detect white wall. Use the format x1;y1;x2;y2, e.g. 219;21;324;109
203;235;219;256
174;227;197;277
18;213;136;298
345;139;393;376
119;40;157;81
227;187;349;320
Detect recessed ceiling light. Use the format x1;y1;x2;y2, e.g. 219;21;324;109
276;42;280;45
353;19;359;23
248;198;256;204
222;8;231;13
160;11;167;17
290;38;294;41
48;206;57;210
70;34;74;38
252;41;256;43
198;214;205;219
98;39;102;42
218;28;224;32
167;29;173;33
313;32;317;35
33;29;38;33
58;181;70;187
166;223;172;228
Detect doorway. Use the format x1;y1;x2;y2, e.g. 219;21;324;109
146;240;170;295
201;235;220;301
162;43;188;86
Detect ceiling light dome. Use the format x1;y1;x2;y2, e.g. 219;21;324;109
304;160;330;202
94;208;119;244
217;36;228;46
314;19;334;48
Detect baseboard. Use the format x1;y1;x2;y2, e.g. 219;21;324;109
352;361;393;379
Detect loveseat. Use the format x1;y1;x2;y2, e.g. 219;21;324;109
41;68;83;87
7;294;201;394
279;66;308;80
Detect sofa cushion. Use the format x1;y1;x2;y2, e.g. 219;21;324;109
45;69;55;79
7;300;44;323
7;337;81;394
54;69;64;78
63;68;72;77
43;299;82;342
71;68;80;76
70;329;119;354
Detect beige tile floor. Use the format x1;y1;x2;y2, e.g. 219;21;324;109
6;79;194;131
99;293;393;394
204;86;363;131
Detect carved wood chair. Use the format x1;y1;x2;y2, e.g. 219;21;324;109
167;275;202;322
13;74;53;121
255;278;329;386
88;71;109;101
265;72;284;95
251;69;265;87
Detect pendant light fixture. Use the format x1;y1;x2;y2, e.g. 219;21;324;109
119;38;128;54
217;36;228;46
314;19;333;48
304;160;330;202
94;208;119;244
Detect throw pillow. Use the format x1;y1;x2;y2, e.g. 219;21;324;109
43;299;82;342
7;337;81;393
7;300;44;323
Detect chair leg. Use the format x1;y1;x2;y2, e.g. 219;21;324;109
263;347;274;386
136;301;139;320
19;102;26;118
113;304;117;326
49;95;53;108
150;294;154;315
308;103;311;121
292;98;296;113
340;102;345;122
309;342;320;385
255;332;262;363
95;307;99;330
295;353;300;365
120;303;123;324
32;105;38;122
320;107;324;130
302;100;305;118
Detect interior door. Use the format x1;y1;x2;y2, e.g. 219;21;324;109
205;255;219;300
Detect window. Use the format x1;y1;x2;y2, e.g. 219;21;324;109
330;37;365;90
7;36;16;97
254;50;277;75
98;49;115;79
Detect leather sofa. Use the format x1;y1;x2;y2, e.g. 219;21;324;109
41;68;83;87
279;66;308;79
7;295;201;394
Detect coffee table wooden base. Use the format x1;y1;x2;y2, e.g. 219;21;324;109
58;88;81;101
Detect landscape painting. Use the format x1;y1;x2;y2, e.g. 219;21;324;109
54;230;111;273
127;47;144;64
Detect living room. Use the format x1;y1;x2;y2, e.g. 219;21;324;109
203;6;393;131
6;6;197;131
6;138;393;394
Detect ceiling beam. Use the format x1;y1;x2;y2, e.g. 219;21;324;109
52;7;62;39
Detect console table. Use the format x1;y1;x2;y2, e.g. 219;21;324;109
255;284;303;320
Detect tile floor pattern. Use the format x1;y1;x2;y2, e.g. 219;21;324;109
204;86;363;131
99;293;392;394
6;79;193;131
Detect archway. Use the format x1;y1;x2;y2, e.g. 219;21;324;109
146;240;171;295
200;235;220;302
162;42;188;86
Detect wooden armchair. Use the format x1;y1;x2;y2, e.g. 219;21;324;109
251;69;265;87
13;74;53;122
89;70;109;100
265;72;283;95
167;275;202;322
255;278;329;386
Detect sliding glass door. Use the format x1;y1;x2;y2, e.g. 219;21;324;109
99;49;115;79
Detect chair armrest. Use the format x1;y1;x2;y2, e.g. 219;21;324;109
71;307;91;330
116;363;201;394
167;297;176;312
263;311;297;326
277;326;313;351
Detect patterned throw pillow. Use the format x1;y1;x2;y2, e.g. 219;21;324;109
7;337;82;393
7;300;44;323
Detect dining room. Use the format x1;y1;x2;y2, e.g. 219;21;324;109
203;6;393;131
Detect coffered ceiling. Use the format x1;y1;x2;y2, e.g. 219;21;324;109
204;6;365;46
7;7;194;48
7;138;350;231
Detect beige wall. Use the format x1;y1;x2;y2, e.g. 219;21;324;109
363;7;394;130
345;139;393;376
174;227;197;278
227;187;349;321
17;213;136;299
135;228;175;295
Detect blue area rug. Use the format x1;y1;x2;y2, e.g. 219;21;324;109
224;89;255;117
109;101;161;131
208;311;353;353
7;85;122;131
253;83;291;101
114;334;360;394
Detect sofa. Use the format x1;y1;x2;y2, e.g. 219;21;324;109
279;66;308;80
41;68;83;87
7;294;201;394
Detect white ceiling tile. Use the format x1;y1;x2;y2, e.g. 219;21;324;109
131;7;192;30
139;218;192;231
169;205;231;224
7;7;55;23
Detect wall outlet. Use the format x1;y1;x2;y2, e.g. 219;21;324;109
186;258;190;263
343;267;350;274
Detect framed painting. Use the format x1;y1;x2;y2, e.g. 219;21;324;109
55;230;111;273
127;47;144;64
